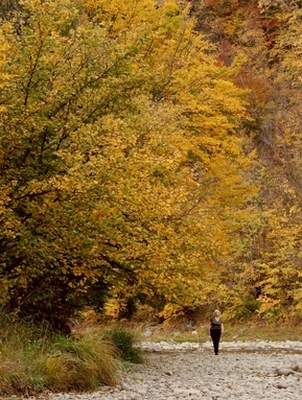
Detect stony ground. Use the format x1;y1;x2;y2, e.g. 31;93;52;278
46;340;302;400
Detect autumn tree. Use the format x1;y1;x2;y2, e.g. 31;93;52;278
0;0;256;328
244;2;302;320
197;0;302;320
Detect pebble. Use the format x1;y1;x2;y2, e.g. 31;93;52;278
27;340;302;400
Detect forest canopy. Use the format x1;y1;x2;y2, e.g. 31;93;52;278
0;0;300;330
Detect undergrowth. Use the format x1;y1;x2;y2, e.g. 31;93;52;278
141;320;302;343
104;326;144;364
0;315;144;397
1;313;300;396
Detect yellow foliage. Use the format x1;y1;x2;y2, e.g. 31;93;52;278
257;295;281;315
0;0;257;323
0;25;11;112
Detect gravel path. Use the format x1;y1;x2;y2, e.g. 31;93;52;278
47;340;302;400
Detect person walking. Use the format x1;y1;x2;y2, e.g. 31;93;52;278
209;309;224;355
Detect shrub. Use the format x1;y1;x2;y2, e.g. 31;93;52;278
104;326;144;364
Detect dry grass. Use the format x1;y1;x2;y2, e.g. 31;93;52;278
0;317;137;396
1;314;301;396
0;361;31;396
34;332;119;391
138;321;302;343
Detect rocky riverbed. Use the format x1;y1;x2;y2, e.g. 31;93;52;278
42;340;302;399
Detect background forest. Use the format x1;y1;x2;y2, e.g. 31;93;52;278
1;0;302;332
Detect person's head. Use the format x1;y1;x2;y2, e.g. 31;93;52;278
213;309;221;317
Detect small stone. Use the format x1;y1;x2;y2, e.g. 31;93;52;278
276;383;288;389
120;382;132;391
274;368;294;376
38;339;302;400
291;364;301;372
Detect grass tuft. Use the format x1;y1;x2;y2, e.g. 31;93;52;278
34;333;119;391
3;313;300;396
104;326;145;364
0;361;31;396
0;315;122;395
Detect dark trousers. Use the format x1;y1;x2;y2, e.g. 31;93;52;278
210;329;221;354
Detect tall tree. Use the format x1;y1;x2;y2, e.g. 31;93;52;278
249;2;302;319
0;0;255;327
